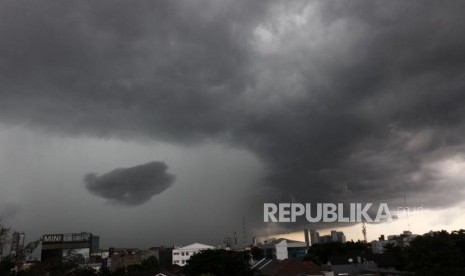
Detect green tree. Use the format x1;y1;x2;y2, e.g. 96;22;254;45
184;249;252;276
407;231;465;276
140;255;159;271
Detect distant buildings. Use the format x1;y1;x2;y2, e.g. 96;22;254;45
9;227;423;275
260;238;307;260
330;230;346;243
371;230;417;253
319;235;334;244
172;243;215;266
310;229;320;245
307;229;346;245
110;248;145;271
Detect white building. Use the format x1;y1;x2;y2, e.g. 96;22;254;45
172;243;215;266
261;239;307;260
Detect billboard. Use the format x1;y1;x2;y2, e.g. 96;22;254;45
42;234;64;244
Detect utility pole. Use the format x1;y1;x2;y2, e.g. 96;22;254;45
362;221;367;243
242;217;247;249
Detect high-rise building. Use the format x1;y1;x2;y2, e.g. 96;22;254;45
304;229;310;248
319;235;333;244
331;230;346;243
309;229;320;245
10;231;25;263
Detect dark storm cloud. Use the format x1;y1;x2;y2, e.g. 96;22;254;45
1;0;465;230
84;161;174;206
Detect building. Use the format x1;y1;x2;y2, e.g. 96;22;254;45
149;246;173;269
317;230;346;244
0;227;8;262
40;232;99;266
319;235;333;244
327;255;377;275
260;239;307;260
371;235;391;254
110;248;145;271
330;231;346;243
24;240;42;262
304;229;310;248
172;243;215;266
10;231;25;263
310;229;320;245
387;230;417;247
371;239;390;254
251;258;334;276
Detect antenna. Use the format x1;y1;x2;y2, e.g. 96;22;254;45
242;217;247;249
362;220;367;243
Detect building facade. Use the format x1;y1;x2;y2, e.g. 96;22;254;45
330;230;346;243
10;231;25;263
172;243;215;266
310;229;320;245
261;239;307;260
40;232;99;266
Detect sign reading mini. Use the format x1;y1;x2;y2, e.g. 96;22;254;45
42;234;64;244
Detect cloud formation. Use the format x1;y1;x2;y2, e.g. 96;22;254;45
84;161;175;206
1;0;465;230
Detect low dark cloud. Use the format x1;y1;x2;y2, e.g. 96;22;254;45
84;161;175;206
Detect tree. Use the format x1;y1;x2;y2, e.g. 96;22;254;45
140;255;159;271
306;241;370;264
0;256;15;276
451;229;465;268
184;249;252;276
66;266;97;276
407;231;465;276
250;247;263;261
97;267;112;276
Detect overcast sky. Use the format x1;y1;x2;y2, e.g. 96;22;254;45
1;0;465;248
